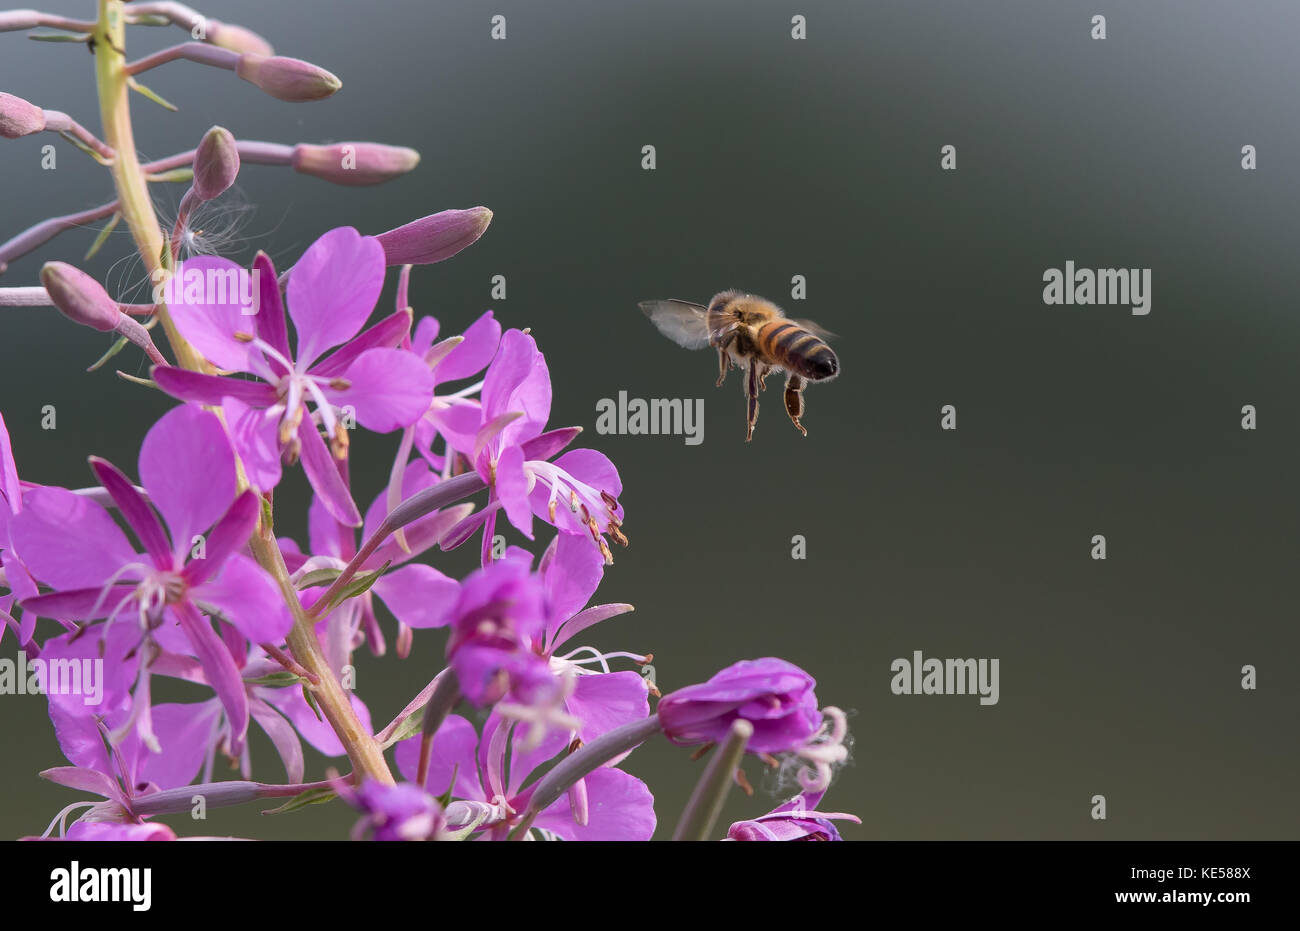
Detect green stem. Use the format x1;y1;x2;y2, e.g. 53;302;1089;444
672;719;752;841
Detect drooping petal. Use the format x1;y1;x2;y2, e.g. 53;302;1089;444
393;714;485;801
10;486;138;589
0;411;21;513
167;255;259;372
542;532;604;633
261;686;372;758
21;584;138;622
481;329;551;438
182;490;260;587
288;227;386;368
192;552;292;642
370;563;459;629
88;457;172;568
297;418;361;526
324;347;433;432
173;600;250;755
139;406;238;556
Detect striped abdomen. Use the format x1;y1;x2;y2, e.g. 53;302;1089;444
755;320;839;381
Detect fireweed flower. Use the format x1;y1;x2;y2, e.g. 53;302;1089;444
153;226;434;525
335;779;447;841
12;405;292;754
395;709;655;840
434;329;627;565
725;789;861;841
658;657;823;754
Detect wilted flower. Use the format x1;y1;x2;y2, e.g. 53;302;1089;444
336;779;446;841
726;790;860;841
657;657;822;754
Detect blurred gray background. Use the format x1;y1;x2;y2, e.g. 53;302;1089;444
1;0;1298;840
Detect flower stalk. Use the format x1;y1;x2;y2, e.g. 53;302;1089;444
672;718;753;841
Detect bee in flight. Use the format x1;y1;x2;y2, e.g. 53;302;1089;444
639;290;839;441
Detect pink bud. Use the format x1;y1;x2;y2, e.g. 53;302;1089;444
375;208;494;266
39;262;119;332
235;53;341;102
207;20;274;57
0;92;46;139
192;126;240;200
291;142;420;187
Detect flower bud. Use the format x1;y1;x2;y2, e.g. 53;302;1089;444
375;208;493;266
0;92;45;139
207;20;274;57
39;262;119;332
657;657;822;754
235;53;341;102
291;142;420;187
192;126;240;200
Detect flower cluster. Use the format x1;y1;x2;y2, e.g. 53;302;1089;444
0;1;854;841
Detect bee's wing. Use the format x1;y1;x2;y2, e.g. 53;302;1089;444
639;299;712;350
789;318;837;340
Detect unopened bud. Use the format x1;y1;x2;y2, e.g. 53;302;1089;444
236;53;341;102
0;92;45;139
375;208;493;267
39;262;119;332
291;142;420;187
192;126;240;201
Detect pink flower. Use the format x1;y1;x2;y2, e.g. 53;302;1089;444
153;227;434;526
11;405;291;753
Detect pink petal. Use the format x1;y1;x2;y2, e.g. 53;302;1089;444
494;444;533;539
566;672;651;749
310;308;413;378
370;563;458;629
183;490;260;587
173;600;249;755
534;766;656;840
88;457;172;567
21;584;137;622
393;714;485;801
249;696;304;784
324;347;433;432
262;686;372;758
251;251;291;371
139;406;238;554
10;486;137;589
153;366;277;407
435;310;500;383
192;552;292;642
288;227;386;368
167;255;259;372
141;701;223;789
223;397;283;493
297;418;361;526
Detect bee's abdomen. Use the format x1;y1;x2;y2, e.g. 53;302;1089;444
757;321;839;381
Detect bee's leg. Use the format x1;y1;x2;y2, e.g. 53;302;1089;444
715;342;731;388
758;364;770;392
744;358;761;442
784;374;807;436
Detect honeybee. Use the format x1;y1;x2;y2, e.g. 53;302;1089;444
639;290;839;441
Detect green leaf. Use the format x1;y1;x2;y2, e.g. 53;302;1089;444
321;561;392;615
301;684;324;723
146;168;194;184
28;32;91;43
126;13;172;26
261;787;337;816
243;671;311;688
380;710;424;750
128;76;178;112
86;336;129;372
295;567;342;590
84;213;121;261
